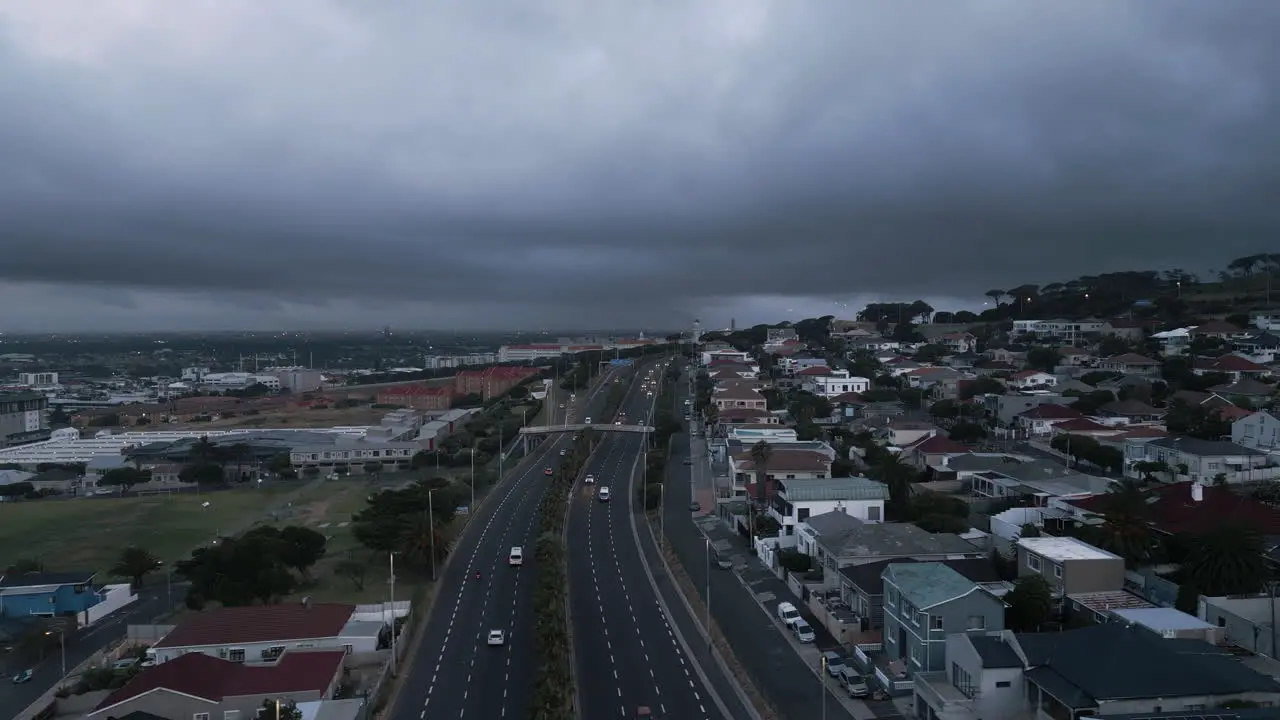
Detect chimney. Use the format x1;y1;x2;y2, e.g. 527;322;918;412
1191;482;1204;502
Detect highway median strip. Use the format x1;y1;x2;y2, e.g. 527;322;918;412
529;428;595;720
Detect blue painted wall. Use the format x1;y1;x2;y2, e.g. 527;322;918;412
1;583;102;617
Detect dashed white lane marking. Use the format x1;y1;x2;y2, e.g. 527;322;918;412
420;376;618;715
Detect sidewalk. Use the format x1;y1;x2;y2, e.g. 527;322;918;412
663;375;903;720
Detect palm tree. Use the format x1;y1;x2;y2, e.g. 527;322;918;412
1093;480;1157;566
1183;525;1269;596
111;546;160;589
749;440;773;537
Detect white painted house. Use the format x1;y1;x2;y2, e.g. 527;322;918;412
803;369;871;398
769;476;889;535
147;603;384;666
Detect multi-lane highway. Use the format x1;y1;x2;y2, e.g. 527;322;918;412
567;361;737;720
398;368;619;720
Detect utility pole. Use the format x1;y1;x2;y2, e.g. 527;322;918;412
470;442;476;509
428;491;436;581
389;551;398;676
705;536;712;651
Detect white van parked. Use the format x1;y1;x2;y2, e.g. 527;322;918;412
776;602;801;627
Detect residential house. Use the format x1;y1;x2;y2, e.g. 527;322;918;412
944;455;1109;504
984;347;1027;366
778;356;829;375
1057;347;1094;367
1046;417;1122;440
700;348;752;365
796;514;984;575
711;383;768;412
828;392;867;420
1235;331;1280;363
899;434;971;470
912;634;1028;720
1124;436;1271;483
881;563;1006;676
88;650;348;720
148;603;381;665
916;623;1280;720
1093;399;1164;424
1096;353;1161;377
801;368;871;398
1170;388;1236;410
1016;537;1125;605
1007;371;1057;390
1234;411;1280;454
883;421;939;447
836;558;1001;634
765;327;798;345
903;367;966;399
1193;354;1272;381
1210;378;1276;405
0;572;102;617
1015;403;1084;436
939;333;978;354
767;476;889;534
715;407;778;428
981;393;1071;429
1102;318;1151;342
1152;326;1195;356
1191;320;1247;340
731;448;832;500
884;357;926;376
1252;309;1280;332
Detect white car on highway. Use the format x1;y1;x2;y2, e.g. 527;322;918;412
599;486;611;502
584;474;595;484
487;629;506;646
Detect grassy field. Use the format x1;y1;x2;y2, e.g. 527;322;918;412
0;483;340;578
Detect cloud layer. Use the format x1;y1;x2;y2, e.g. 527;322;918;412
1;1;1278;331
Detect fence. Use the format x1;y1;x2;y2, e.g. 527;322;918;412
80;584;137;627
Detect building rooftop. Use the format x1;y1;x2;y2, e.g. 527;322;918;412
96;650;345;713
154;603;356;649
812;518;980;560
969;635;1022;669
840;557;999;595
1016;623;1280;704
1017;536;1119;562
1145;435;1264;457
883;562;980;609
0;571;95;589
1067;481;1280;536
779;476;888;502
1112;607;1216;632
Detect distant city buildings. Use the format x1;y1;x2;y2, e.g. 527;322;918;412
497;337;658;363
0;391;51;448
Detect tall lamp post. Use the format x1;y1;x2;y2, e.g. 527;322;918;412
388;551;398;676
428;490;437;581
819;655;828;720
704;537;712;651
45;628;66;679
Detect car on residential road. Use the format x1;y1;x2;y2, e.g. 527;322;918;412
487;629;506;646
11;669;33;684
840;668;869;698
793;619;816;643
688;501;701;512
821;651;847;677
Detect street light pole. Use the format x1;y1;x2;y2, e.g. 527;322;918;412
428;490;437;581
704;536;712;651
820;655;828;720
470;442;476;510
389;552;398;676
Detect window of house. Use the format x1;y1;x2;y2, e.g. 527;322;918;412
951;663;976;698
886;589;898;608
929;616;943;631
967;615;986;630
1027;554;1042;572
224;712;241;720
344;644;354;654
868;506;881;521
227;648;245;663
797;508;810;521
194;714;210;720
996;681;1011;688
1053;564;1063;579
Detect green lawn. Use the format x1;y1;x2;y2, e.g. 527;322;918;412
0;485;315;578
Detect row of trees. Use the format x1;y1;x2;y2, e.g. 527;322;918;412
351;477;469;571
1047;433;1124;473
529;428;595;720
638;362;682;511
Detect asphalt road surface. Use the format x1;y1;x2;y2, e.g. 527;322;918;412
662;370;860;720
0;586;173;718
399;367;620;720
568;360;734;720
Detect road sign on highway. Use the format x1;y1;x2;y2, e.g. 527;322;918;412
609;359;633;366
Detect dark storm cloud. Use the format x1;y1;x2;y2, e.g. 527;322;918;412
1;1;1279;330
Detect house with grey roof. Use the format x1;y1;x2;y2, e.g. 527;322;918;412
913;623;1280;720
836;557;1001;634
940;454;1109;501
1124;435;1272;484
796;515;985;578
767;476;889;534
880;563;1005;682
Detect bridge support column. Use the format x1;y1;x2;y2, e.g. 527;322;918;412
521;433;529;455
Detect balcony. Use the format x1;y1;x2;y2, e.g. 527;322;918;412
914;672;976;720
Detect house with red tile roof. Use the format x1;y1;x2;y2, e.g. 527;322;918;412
1065;481;1280;538
90;650;346;720
149;603;377;666
900;433;971;469
1193;353;1273;381
1016;404;1084;436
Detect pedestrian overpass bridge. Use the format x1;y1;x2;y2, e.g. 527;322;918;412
517;424;654;452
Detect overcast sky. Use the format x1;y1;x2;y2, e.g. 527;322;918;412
1;1;1278;333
